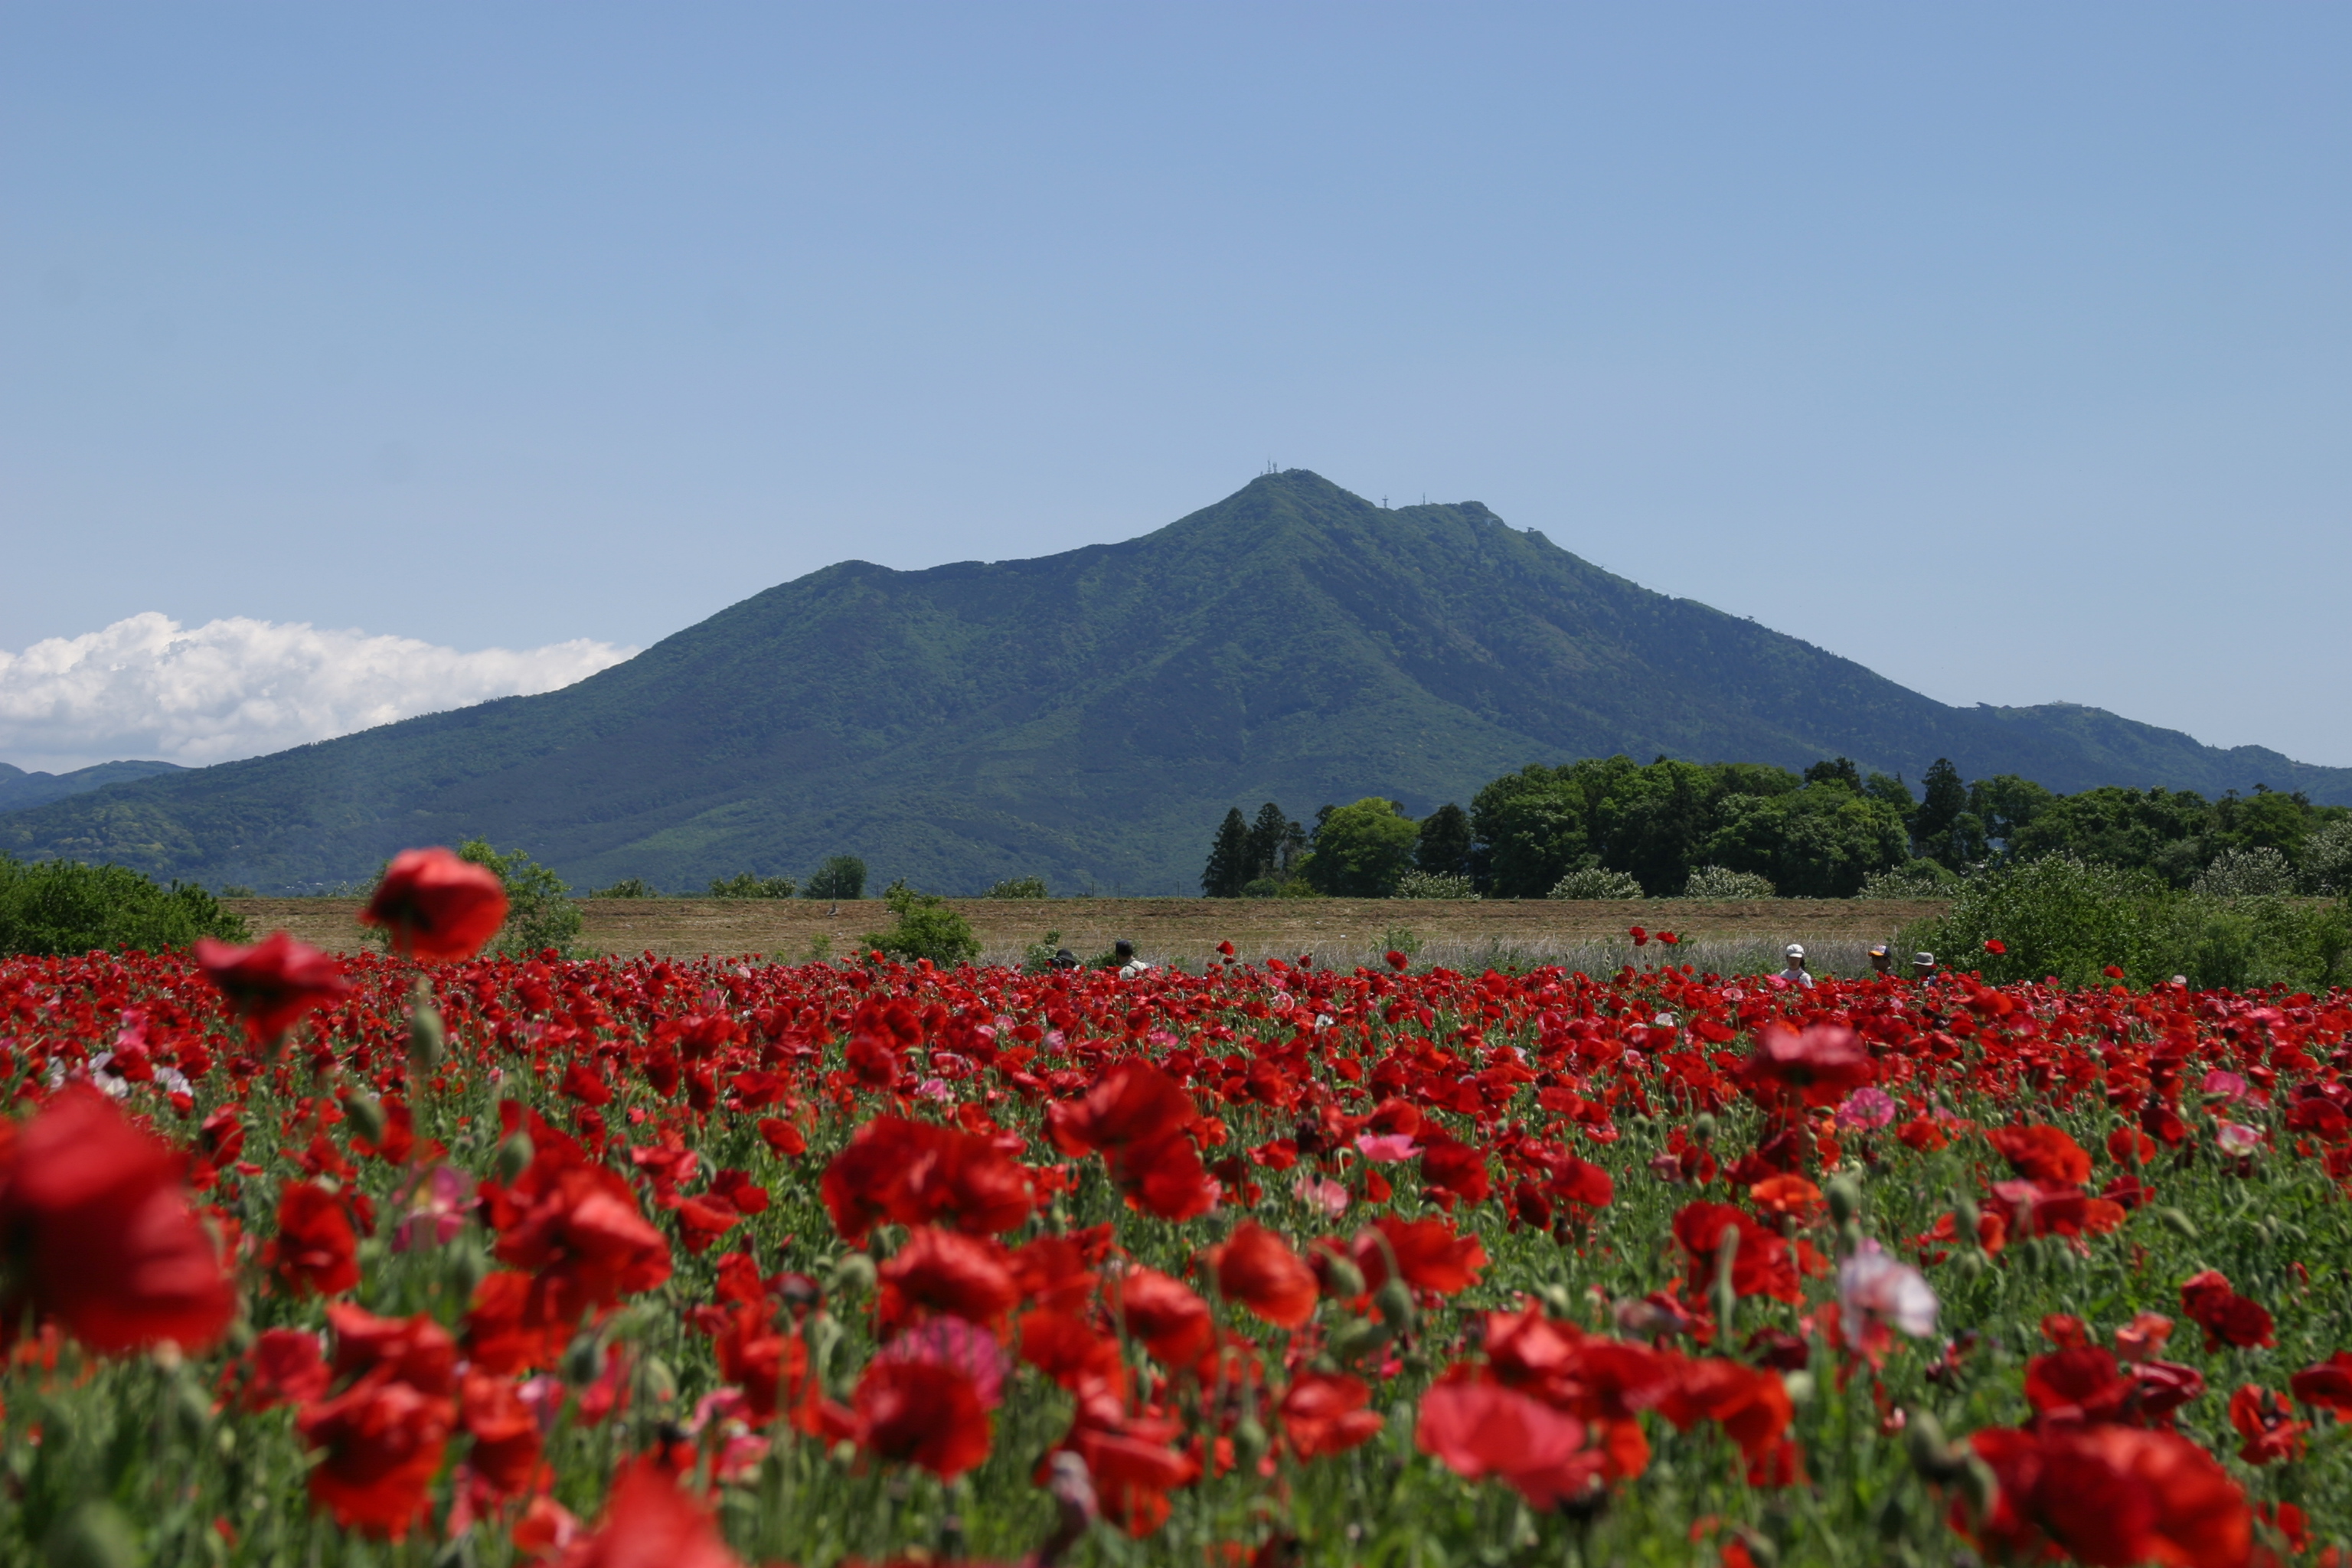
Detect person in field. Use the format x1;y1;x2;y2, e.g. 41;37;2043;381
1778;942;1814;988
1869;943;1894;975
1113;939;1152;979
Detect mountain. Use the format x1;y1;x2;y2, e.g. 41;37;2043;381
5;471;2347;894
0;760;185;815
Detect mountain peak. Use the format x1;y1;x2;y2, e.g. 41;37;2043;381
5;478;2346;893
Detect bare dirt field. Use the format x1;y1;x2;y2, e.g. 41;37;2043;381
226;897;1952;976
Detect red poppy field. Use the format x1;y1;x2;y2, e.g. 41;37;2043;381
3;854;2350;1566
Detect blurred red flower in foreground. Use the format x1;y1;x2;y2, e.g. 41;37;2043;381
0;1085;234;1354
557;1458;742;1568
194;931;350;1044
1739;1025;1875;1107
839;1357;994;1479
2179;1269;2274;1351
1987;1125;2092;1186
1214;1221;1318;1328
1417;1372;1604;1508
1280;1371;1385;1459
360;846;509;961
1962;1423;2248;1568
270;1180;361;1297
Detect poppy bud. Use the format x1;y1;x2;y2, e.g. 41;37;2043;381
1328;1315;1392;1362
1232;1416;1269;1466
407;977;445;1073
1320;1256;1367;1302
1690;1114;1717;1145
639;1353;678;1406
1372;1278;1416;1334
1824;1175;1860;1228
1537;1282;1575;1318
449;1237;487;1303
1904;1410;1966;1481
172;1369;213;1442
562;1330;603;1387
495;1131;534;1185
1781;1370;1815;1406
342;1091;387;1148
44;1501;139;1568
2158;1207;2200;1240
1710;1227;1740;1335
1955;1250;1985;1281
828;1252;877;1299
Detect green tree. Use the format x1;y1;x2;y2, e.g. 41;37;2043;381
1468;765;1598;898
803;856;868;900
1863;771;1914;813
1912;758;1981;868
1414;803;1473;878
590;877;657;899
1244;803;1295;884
861;880;981;965
1700;785;1909;898
1303;798;1420;897
985;876;1049;899
0;856;250;956
710;872;796;899
456;839;585;957
1803;757;1862;792
1967;774;2056;854
1201;808;1253;897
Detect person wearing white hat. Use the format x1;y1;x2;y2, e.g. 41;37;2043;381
1778;942;1814;988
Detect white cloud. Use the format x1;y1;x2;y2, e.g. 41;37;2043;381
0;613;637;774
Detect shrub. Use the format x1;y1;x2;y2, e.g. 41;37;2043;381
1392;871;1478;900
1906;853;2352;991
985;876;1050;899
860;880;980;965
0;857;250;956
1680;864;1774;900
1857;858;1954;900
455;839;585;959
710;872;796;900
2191;847;2295;899
803;856;867;900
1548;865;1644;900
2305;819;2352;894
591;878;658;899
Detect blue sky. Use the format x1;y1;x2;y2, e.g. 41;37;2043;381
5;4;2348;769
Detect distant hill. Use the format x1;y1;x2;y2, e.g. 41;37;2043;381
5;471;2346;893
0;760;185;816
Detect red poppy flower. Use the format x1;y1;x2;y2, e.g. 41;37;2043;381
2288;1351;2352;1416
1419;1135;1492;1208
270;1180;361;1297
1049;1062;1217;1222
1352;1214;1488;1297
1654;1357;1796;1479
1053;1401;1201;1537
1383;949;1408;971
1963;1424;2249;1568
1748;1174;1824;1224
1987;1125;2092;1185
1019;1308;1124;1393
847;1357;993;1480
2230;1384;2307;1465
1279;1371;1385;1459
2180;1269;2275;1351
716;1300;805;1425
756;1117;807;1158
1984;939;2007;956
878;1226;1020;1335
484;1128;673;1328
822;1116;1033;1245
0;1085;235;1354
1738;1025;1876;1107
560;1457;744;1568
1416;1371;1605;1508
230;1328;332;1413
464;1270;567;1376
360;846;509;962
296;1373;457;1539
1214;1222;1318;1328
1112;1266;1213;1366
1671;1202;1800;1305
460;1371;544;1498
194;932;350;1044
326;1303;458;1396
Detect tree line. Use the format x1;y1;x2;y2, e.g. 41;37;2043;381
1200;754;2352;900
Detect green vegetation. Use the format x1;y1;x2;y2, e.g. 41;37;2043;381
1299;798;1419;897
1547;864;1643;899
0;855;250;956
859;880;981;965
455;839;585;958
591;877;658;898
1681;864;1775;899
710;872;797;899
803;856;868;901
985;876;1049;899
1902;854;2352;991
1390;870;1478;900
9;472;2347;899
